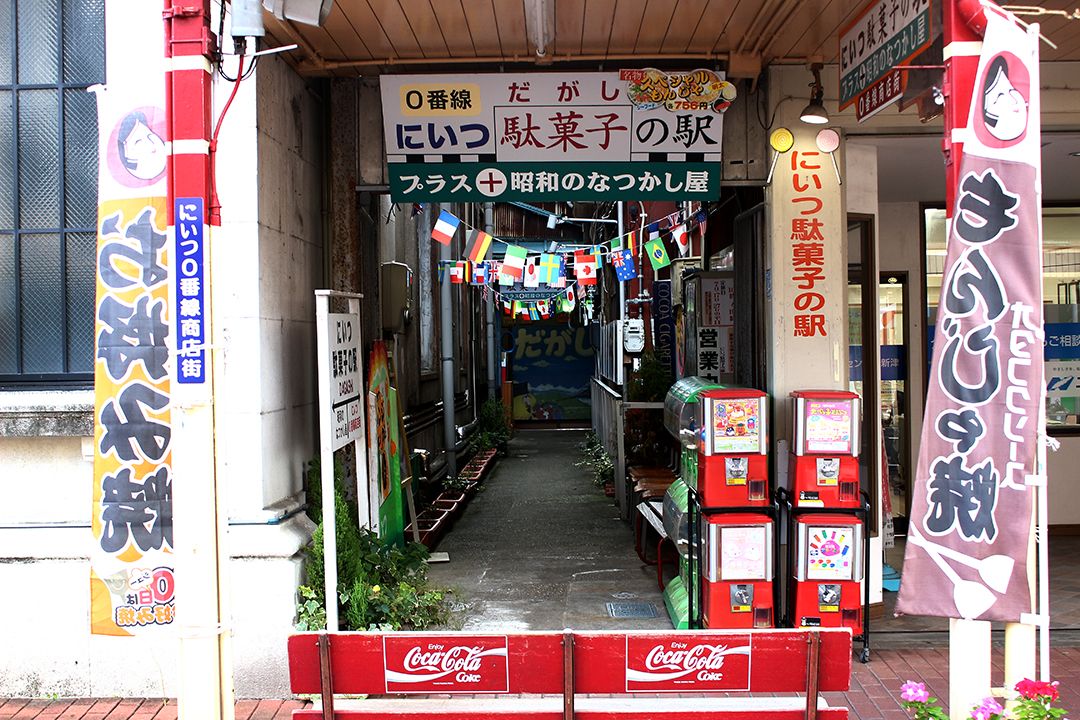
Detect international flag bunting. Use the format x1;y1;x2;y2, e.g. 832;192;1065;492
539;253;561;284
672;223;690;257
523;257;540;288
575;250;598;285
562;286;576;312
502;245;527;279
625;230;637;254
537;300;550;319
472;261;489;285
518;303;530;319
609;236;623;253
449;261;469;284
503;300;512;315
613;248;637;282
432;210;460;246
591;246;604;266
647;222;661;246
553;255;567;287
645;237;671;270
466;228;494;263
528;306;540;321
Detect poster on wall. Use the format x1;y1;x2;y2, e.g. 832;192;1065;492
89;0;174;636
367;342;403;545
510;324;594;421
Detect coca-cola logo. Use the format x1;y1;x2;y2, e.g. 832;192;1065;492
384;636;509;693
626;635;751;691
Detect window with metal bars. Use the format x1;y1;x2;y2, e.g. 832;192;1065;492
0;0;104;386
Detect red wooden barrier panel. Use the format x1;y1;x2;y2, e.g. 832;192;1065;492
287;629;852;720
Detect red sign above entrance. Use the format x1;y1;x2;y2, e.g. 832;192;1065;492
624;634;752;691
382;635;510;693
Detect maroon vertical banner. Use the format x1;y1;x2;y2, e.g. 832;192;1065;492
897;10;1042;621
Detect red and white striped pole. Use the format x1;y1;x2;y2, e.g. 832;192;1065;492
163;2;233;719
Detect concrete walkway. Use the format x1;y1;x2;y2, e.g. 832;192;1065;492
427;429;671;630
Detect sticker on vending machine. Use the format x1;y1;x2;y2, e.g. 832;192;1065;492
818;584;841;613
816;458;839;486
798;490;824;507
725;457;748;486
730;584;753;612
800;616;822;627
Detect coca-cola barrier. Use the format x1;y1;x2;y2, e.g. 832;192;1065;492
288;629;852;698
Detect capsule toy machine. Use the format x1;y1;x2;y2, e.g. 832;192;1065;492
699;388;769;508
662;377;722;628
793;515;865;634
702;513;774;629
788;390;861;509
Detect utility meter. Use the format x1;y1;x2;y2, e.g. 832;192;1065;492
624;318;645;353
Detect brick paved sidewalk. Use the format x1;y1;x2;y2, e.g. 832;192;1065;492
4;646;1080;720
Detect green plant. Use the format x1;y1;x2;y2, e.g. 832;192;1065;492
295;585;327;631
576;432;615;488
627;351;674;403
473;398;512;452
299;481;451;631
442;475;472;493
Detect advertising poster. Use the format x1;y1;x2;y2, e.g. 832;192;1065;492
806;527;855;581
367;342;403;544
720;526;768;581
803;399;853;454
89;0;173;636
711;399;761;454
898;12;1042;621
511;323;594;421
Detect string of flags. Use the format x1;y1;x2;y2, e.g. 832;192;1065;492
431;205;710;279
425;203;710;321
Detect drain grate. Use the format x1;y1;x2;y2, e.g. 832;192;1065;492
606;602;658;619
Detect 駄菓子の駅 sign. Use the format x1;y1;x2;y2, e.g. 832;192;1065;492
381;70;736;203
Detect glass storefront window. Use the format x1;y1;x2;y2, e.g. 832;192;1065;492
925;206;1080;430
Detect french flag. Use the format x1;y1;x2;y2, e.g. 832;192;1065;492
431;210;460;246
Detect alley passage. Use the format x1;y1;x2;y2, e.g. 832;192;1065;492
428;430;671;630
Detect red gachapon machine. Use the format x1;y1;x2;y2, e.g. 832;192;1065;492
788;390;861;509
792;515;865;638
702;513;775;629
697;387;769;508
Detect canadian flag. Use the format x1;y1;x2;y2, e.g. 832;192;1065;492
574;251;597;286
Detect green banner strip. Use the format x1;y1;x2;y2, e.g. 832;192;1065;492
389;162;721;203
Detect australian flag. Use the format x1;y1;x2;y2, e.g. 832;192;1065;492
613;248;637;281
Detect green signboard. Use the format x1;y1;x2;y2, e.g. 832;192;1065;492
838;0;932;110
389;162;720;203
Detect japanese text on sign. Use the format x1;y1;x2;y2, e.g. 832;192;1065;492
326;313;363;450
175;197;205;384
92;197;175;634
839;0;932;109
789;151;828;338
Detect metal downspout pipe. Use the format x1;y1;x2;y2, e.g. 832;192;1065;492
440;212;457;479
484;203;497;399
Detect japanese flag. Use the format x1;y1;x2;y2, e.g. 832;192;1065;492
562;286;576;312
672;223;690;257
574;250;597;286
523;257;540;288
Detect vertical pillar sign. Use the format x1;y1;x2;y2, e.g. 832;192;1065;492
328;313;364;450
90;0;173;635
175;198;206;383
315;291;368;630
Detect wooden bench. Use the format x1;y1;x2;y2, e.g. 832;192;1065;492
288;629;852;720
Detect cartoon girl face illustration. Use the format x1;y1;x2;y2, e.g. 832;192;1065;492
117;111;167;181
981;55;1027;142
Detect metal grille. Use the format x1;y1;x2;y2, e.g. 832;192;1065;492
606;602;658;619
0;0;103;384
